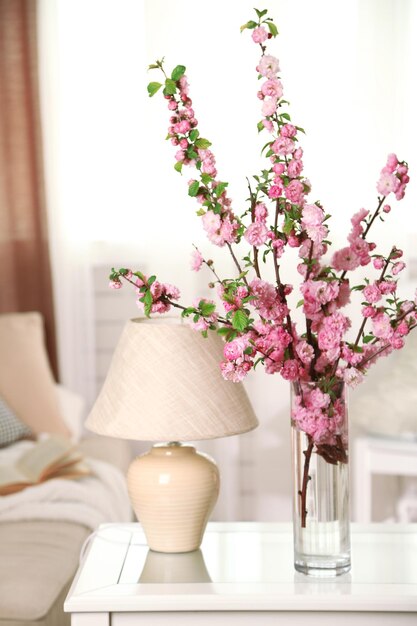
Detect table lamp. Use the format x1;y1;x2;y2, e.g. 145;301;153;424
85;318;258;553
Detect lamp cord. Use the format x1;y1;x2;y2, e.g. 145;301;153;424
79;525;147;565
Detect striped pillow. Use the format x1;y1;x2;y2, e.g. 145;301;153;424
0;396;33;448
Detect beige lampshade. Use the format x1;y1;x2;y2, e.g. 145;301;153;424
85;318;258;441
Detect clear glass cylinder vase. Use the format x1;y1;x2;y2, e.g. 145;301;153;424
290;380;351;577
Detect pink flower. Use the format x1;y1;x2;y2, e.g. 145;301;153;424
392;262;405;275
268;183;283;199
287;159;303;178
373;257;385;270
363;284;382;303
302;204;324;227
252;26;268;43
318;327;341;352
254;202;268;221
379;280;396;295
224;337;248;361
372;312;393;340
285;180;304;204
272;136;295;155
362;306;376;318
335;280;351;309
280;123;297;138
262;97;277;117
262;118;274;131
280;359;299;381
164;284;180;300
177;120;191;134
295;340;314;364
109;280;122;289
309;388;331;409
343;367;364;388
377;172;399;196
220;360;251;383
261;78;283;99
190;249;203;271
351;208;369;226
244;222;269;247
332;247;361;272
257;54;280;78
202;210;221;234
272;162;285;175
386;153;398;172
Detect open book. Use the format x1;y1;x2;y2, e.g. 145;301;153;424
0;436;91;496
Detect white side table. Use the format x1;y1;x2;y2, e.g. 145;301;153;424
64;522;417;625
354;435;417;522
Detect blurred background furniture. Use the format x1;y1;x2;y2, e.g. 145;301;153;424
0;312;132;626
354;435;417;522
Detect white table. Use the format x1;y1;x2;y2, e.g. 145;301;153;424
64;522;417;626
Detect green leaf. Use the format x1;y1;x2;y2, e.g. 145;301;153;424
147;82;162;97
143;290;153;317
283;216;294;235
240;20;258;32
147;275;156;286
217;327;238;341
267;21;278;37
214;182;228;196
174;161;183;173
201;173;213;185
189;129;199;142
187;149;199;160
296;299;304;308
257;120;264;133
196;208;205;216
171;65;186;81
164;78;177;95
188;180;200;197
181;307;197;318
362;335;374;344
195;138;212;149
232;310;249;332
280;112;291;121
255;8;267;18
134;270;146;281
199;300;216;317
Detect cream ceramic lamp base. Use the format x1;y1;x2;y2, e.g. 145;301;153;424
127;443;220;553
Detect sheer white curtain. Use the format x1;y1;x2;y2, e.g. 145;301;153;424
38;0;417;520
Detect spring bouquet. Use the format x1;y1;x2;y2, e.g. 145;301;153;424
110;8;415;574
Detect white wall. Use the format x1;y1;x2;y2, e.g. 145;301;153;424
38;0;417;521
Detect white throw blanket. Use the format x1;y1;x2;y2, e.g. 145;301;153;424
0;442;132;529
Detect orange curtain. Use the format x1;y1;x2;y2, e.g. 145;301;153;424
0;0;58;379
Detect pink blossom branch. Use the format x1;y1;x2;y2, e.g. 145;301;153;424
247;177;262;279
356;308;417;370
339;195;386;282
226;243;249;286
352;250;392;350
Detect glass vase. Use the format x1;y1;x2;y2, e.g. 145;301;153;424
290;380;351;577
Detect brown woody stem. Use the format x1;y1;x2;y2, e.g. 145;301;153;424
299;437;315;528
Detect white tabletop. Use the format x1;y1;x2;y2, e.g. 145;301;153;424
64;522;417;614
